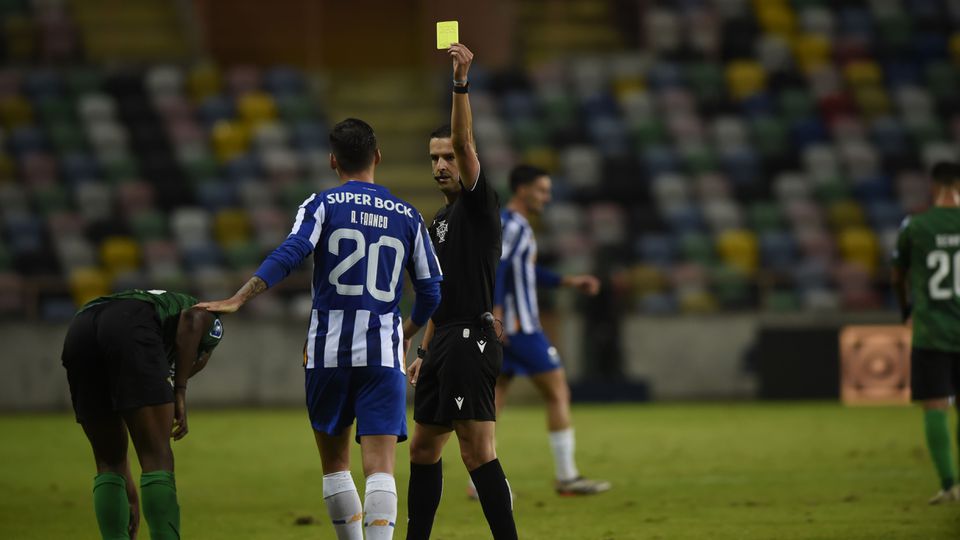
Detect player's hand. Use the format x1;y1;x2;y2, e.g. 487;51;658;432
566;275;601;296
407;357;423;387
195;296;243;313
172;389;188;440
449;43;474;82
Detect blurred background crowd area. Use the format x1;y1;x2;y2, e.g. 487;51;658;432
0;0;959;322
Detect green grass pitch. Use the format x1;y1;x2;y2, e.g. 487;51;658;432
1;403;958;539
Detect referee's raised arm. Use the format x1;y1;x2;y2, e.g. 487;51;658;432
448;43;480;191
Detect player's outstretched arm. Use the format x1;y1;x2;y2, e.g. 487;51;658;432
562;274;601;296
448;42;480;190
196;276;268;313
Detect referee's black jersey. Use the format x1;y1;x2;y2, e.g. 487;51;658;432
427;169;501;327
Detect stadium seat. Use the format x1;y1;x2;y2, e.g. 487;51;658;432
100;236;140;276
716;229;759;274
213;208;251;247
68;267;109;307
838;227;879;274
212;120;249;163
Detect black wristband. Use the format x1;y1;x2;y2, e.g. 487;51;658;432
416;346;427;359
453;82;469;94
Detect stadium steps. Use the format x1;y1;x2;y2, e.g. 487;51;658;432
321;70;443;216
517;0;625;63
71;0;192;62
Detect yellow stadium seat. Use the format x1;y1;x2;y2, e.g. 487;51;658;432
725;61;766;100
188;64;222;103
630;264;665;296
792;34;831;73
843;60;882;88
838;227;879;274
717;229;759;274
212;120;249;163
0;153;14;182
237;91;277;130
214;209;252;247
100;236;141;276
828;200;865;230
854;86;890;118
678;289;718;314
69;267;110;307
950;33;960;65
612;77;645;100
756;4;795;37
0;95;33;129
521;146;558;173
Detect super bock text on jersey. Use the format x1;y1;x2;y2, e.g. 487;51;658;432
255;181;442;371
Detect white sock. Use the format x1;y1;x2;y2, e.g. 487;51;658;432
549;428;579;481
323;471;363;540
364;473;397;540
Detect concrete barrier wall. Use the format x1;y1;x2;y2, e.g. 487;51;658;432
0;312;898;410
621;315;757;400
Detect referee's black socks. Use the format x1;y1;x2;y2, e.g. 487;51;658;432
406;459;443;540
470;459;518;540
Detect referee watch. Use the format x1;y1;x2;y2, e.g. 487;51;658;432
416;346;428;359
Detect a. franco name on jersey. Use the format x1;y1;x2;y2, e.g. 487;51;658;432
325;191;415;218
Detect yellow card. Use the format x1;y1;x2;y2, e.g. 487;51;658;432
436;20;459;49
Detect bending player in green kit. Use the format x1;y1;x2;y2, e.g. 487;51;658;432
61;289;225;538
892;162;960;504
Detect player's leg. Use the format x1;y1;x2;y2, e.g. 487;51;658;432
911;348;958;503
316;429;364;540
63;307;138;539
468;373;512;500
454;419;517;540
122;403;180;539
406;422;453;540
359;435;398;540
529;367;609;495
355;367;406;539
81;415;137;540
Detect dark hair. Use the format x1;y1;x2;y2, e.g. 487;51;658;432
329;118;378;173
931;161;960;185
509;164;548;193
429;124;452;140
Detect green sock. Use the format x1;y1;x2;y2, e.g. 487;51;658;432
924;409;956;491
93;472;130;540
141;471;180;540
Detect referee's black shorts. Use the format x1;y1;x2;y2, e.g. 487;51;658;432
911;347;960;401
414;322;502;427
61;299;175;423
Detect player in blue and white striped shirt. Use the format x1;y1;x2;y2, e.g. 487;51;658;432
492;164;610;496
199;119;442;540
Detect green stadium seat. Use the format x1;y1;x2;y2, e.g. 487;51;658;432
130;211;167;241
751;116;787;158
223;240;262;270
680;232;715;266
748;202;784;233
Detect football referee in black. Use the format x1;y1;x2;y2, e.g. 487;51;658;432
405;42;518;539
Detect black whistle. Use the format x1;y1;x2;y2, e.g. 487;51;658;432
480;312;495;328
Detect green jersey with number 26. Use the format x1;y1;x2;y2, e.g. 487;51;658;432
893;208;960;352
